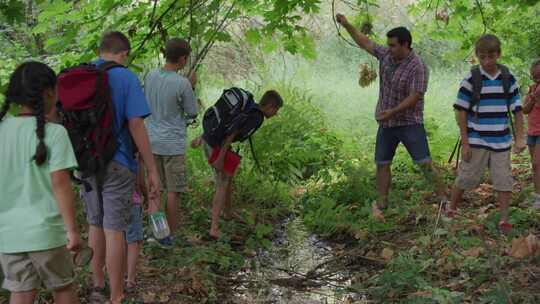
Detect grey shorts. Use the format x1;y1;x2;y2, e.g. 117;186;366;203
125;204;143;244
81;161;136;231
0;246;74;292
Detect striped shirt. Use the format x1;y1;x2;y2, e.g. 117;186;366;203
453;67;522;151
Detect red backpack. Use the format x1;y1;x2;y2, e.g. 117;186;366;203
57;62;123;179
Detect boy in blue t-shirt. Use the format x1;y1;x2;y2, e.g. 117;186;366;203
80;31;161;304
448;34;526;234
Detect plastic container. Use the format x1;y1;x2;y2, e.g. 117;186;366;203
149;211;170;240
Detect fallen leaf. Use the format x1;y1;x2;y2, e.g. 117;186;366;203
159;293;170;302
463;247;483;258
381;248;394;261
511;236;530;259
371;202;385;221
142;292;156;303
353;229;369;240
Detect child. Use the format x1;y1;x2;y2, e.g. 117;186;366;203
448;34;526;234
124;157;147;293
0;62;81;303
522;58;540;209
199;89;283;239
144;38;198;236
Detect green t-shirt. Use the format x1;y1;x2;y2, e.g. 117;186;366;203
0;116;78;253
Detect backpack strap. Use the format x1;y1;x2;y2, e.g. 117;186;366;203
100;61;125;71
248;136;262;171
498;64;516;138
470;65;483;113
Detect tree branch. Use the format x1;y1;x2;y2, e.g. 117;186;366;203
475;0;489;34
129;0;183;63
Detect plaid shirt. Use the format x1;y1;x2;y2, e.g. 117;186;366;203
373;45;429;128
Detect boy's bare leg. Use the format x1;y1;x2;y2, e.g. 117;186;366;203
223;180;234;219
104;229;126;304
52;284;80;304
88;225;106;289
498;191;511;223
530;145;540;193
450;186;465;211
126;242;140;287
210;177;228;238
166;191;180;233
10;290;37;304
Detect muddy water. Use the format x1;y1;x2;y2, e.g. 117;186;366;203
232;218;367;304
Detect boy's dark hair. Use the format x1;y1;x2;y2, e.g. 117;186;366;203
386;27;412;49
164;38;191;63
532;58;540;70
99;31;131;54
259;90;283;108
1;61;57;166
475;34;501;54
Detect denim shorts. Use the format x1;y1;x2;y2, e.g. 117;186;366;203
528;135;540;146
375;124;431;165
125;204;143;244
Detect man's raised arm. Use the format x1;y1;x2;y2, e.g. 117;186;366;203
336;13;376;56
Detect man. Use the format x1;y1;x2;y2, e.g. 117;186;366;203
144;38;198;241
81;31;160;304
336;14;445;208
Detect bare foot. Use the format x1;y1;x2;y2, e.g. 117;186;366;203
209;230;221;239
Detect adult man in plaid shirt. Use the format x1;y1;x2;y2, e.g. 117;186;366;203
336;14;446;209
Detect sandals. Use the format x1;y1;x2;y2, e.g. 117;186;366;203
125;280;137;295
89;286;108;304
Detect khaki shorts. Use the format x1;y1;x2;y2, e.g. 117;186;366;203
202;140;232;187
0;246;74;292
155;155;188;193
454;148;513;192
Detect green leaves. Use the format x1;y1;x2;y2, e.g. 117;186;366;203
0;0;25;24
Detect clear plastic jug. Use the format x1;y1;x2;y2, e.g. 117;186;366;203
149;211;170;240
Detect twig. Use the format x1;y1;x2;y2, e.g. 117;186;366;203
149;0;158;25
188;0;238;75
331;0;360;48
129;0;182;63
475;0;489;34
432;199;445;238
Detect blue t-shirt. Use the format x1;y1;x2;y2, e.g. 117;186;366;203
94;59;151;172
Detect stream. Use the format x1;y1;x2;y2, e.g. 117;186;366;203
231;217;369;303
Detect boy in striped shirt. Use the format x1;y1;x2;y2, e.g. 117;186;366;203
448;34;526;233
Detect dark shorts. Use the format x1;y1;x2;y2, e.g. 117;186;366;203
375;124;431;165
81;161;136;231
528;135;540;146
